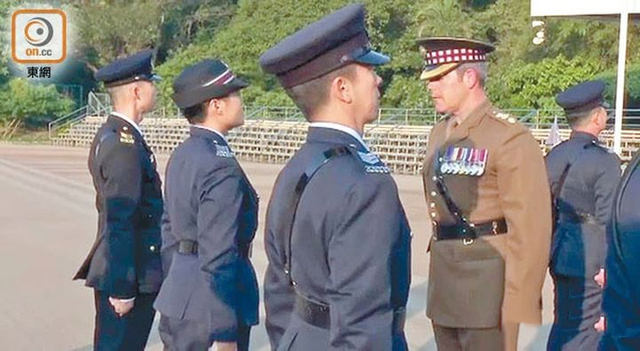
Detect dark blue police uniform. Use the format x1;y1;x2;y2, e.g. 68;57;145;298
545;81;621;350
264;127;411;351
73;50;163;351
153;59;259;351
601;148;640;350
260;4;411;350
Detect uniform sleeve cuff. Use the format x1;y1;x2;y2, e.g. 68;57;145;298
115;297;136;303
211;329;238;342
110;292;136;300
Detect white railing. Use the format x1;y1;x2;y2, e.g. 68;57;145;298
56;92;640;133
88;92;111;116
47;105;88;139
48;92;114;139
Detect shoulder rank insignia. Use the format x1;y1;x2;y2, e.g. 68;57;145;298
591;141;616;154
216;145;234;158
440;146;488;176
358;151;390;174
493;111;516;124
119;132;135;144
358;151;380;165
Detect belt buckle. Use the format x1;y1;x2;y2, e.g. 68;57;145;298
432;221;439;241
492;221;499;235
463;222;475;245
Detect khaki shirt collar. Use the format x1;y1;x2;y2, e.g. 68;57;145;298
447;99;492;142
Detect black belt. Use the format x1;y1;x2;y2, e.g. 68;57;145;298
177;240;252;257
294;293;405;334
434;218;507;241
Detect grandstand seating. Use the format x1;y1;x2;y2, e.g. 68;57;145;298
53;116;640;175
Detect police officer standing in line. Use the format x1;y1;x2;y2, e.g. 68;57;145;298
601;124;640;347
260;4;411;350
545;80;620;350
73;50;163;350
153;59;259;351
419;38;552;351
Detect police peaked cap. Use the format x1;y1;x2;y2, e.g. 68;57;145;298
260;3;390;88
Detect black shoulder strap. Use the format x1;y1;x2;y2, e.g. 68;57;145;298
552;142;596;209
94;130;117;158
284;146;351;284
432;151;476;238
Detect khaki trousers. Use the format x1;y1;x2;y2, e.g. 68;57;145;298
433;322;520;351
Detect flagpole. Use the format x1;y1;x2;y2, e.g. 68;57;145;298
613;2;629;155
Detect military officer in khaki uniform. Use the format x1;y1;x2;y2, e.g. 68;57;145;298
418;37;552;351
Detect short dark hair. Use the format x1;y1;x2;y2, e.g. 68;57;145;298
285;64;357;118
181;101;208;124
567;107;600;129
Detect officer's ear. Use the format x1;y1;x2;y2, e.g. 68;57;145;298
593;106;608;127
461;68;480;90
332;74;354;104
209;98;225;116
131;84;142;102
131;82;150;104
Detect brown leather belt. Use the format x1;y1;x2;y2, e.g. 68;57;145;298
294;292;405;334
433;218;507;241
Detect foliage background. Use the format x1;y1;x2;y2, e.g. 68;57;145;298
1;0;639;126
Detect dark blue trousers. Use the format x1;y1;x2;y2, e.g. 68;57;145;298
158;315;250;351
93;290;157;351
548;274;603;350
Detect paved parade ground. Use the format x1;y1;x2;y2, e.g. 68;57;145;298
0;144;555;350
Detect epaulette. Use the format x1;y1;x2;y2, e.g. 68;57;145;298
489;110;517;125
545;140;569;158
118;126;135;144
356;150;390;174
586;140;616;155
216;145;234;158
211;140;234;158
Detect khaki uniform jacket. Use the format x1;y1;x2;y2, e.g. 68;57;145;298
422;100;551;328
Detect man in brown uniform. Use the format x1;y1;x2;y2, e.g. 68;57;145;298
418;37;552;351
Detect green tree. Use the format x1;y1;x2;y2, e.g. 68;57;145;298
598;64;640;109
159;0;238;58
415;0;476;38
156;0;422;108
0;79;75;128
0;0;21;85
67;0;640;112
69;0;167;71
489;55;600;111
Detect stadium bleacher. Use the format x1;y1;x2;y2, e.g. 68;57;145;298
53;115;640;175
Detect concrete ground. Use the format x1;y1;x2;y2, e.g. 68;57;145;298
0;144;554;350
